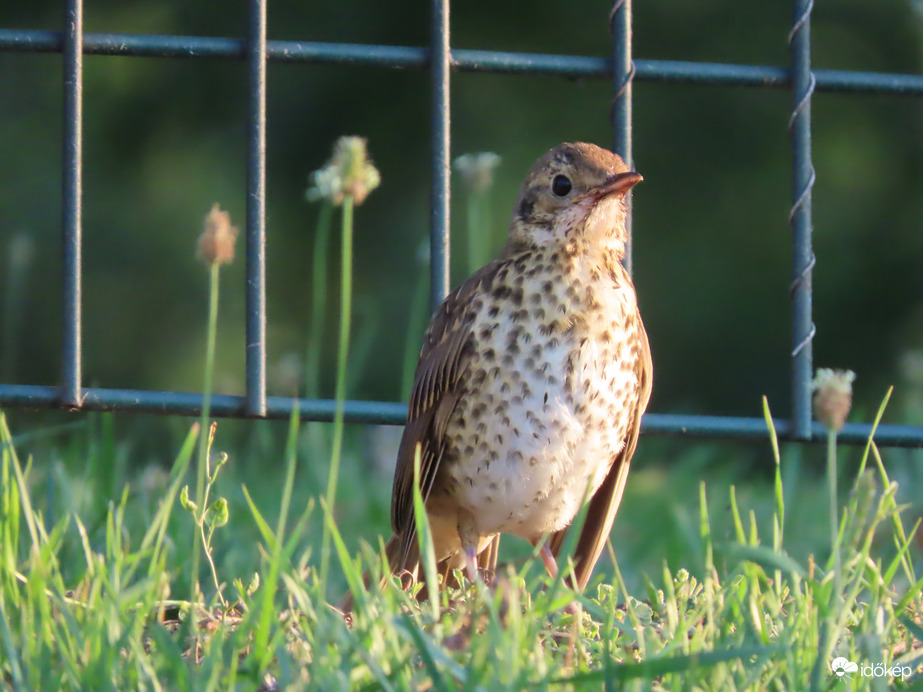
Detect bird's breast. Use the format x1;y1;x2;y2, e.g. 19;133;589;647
440;253;642;541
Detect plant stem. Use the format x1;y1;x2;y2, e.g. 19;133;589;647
401;262;429;403
1;235;32;381
466;192;481;274
320;195;353;590
827;427;842;599
479;189;492;265
306;201;333;400
466;188;494;273
191;261;220;599
201;521;225;607
254;405;301;668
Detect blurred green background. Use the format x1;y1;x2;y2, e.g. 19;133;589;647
1;1;922;433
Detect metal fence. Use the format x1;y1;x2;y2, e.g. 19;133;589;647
1;0;923;448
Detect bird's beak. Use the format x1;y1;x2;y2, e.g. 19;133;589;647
594;171;643;198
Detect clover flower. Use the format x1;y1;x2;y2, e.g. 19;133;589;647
812;368;856;432
306;136;380;206
453;152;501;193
197;203;238;266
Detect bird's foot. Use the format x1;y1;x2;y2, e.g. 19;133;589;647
464;546;480;584
538;543;560;579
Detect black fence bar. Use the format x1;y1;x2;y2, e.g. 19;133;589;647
60;0;83;409
3;30;923;96
245;0;268;417
610;0;634;274
788;0;816;440
429;0;451;309
641;413;923;448
0;384;404;425
2;383;921;448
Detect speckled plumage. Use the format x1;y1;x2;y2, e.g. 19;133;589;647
386;142;652;591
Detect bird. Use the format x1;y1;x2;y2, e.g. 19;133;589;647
369;142;651;601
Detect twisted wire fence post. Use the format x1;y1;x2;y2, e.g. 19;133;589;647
788;0;817;440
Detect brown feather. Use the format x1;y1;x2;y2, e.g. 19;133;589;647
389;260;504;571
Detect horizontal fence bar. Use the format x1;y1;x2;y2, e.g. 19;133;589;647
1;384;922;447
0;384;407;425
2;29;923;95
644;413;923;448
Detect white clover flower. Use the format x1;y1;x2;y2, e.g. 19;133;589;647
811;368;856;432
197;203;238;266
415;238;430;266
899;351;923;387
271;351;304;395
306;136;380;206
453;152;501;193
9;232;35;268
306;165;344;204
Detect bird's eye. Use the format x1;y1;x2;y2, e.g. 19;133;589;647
551;175;572;197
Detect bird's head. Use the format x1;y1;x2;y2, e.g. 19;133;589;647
506;142;642;258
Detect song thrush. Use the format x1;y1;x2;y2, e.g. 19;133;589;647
382;142;652;596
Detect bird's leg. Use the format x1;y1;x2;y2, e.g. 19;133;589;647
457;509;482;584
464;546;479;583
535;539;581;617
538;542;560;579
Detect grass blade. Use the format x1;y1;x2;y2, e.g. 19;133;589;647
720;543;806;578
411;443;440;621
556;643;788;684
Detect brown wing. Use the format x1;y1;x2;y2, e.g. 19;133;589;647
390;260;503;570
548;316;653;590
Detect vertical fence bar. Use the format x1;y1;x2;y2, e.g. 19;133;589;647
61;0;83;408
246;0;268;416
429;0;451;309
610;0;636;275
788;0;816;439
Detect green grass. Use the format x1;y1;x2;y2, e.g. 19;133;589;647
2;143;921;689
1;395;922;691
